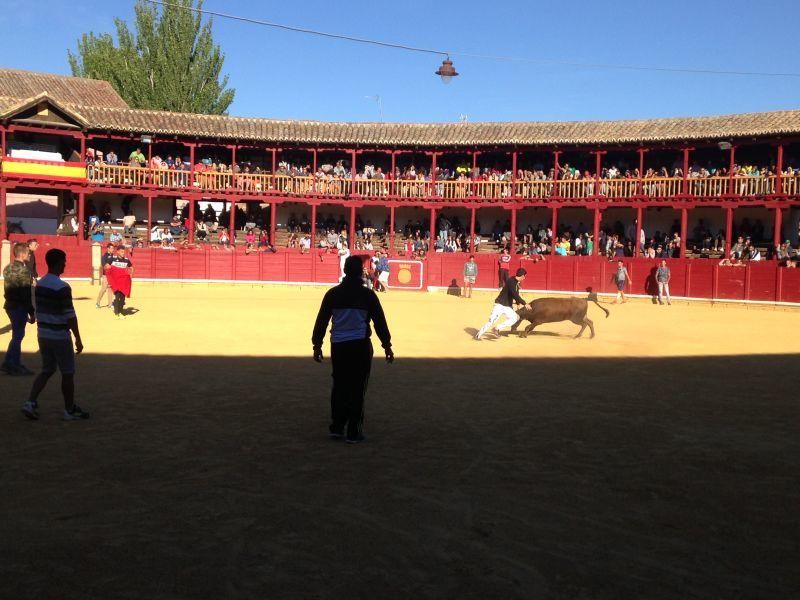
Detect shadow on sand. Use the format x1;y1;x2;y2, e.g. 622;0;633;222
1;353;798;599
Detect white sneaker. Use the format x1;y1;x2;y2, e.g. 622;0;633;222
21;401;39;420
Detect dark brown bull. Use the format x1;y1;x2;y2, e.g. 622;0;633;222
510;296;610;339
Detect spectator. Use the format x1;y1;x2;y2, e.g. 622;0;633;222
25;239;39;281
2;242;35;375
129;147;146;168
244;228;256;253
195;221;208;242
109;230;123;245
218;228;230;248
376;251;390;292
123;212;136;236
498;247;512;287
106;150;118;165
150;225;162;244
656;259;671;306
463;255;478;298
613;260;632;304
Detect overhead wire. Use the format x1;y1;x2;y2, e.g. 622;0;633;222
145;0;800;79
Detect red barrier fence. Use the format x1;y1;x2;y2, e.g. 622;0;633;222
6;236;799;304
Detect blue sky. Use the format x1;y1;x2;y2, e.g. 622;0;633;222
2;0;799;123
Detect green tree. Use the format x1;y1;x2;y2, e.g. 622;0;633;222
68;0;235;115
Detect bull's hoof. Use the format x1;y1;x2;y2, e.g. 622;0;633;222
519;332;527;339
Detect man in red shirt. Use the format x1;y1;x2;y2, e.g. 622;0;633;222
497;247;512;288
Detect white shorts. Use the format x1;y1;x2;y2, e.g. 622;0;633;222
378;272;389;284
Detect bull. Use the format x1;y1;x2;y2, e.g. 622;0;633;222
510;295;610;339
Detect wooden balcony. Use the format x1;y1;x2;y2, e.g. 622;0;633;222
61;162;800;204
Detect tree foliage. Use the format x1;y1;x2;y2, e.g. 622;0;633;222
68;0;235;115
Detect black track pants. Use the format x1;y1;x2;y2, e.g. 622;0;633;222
330;339;373;438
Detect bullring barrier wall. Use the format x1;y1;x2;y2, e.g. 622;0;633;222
5;235;800;305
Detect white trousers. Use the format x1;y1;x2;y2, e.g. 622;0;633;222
658;282;671;303
477;304;519;338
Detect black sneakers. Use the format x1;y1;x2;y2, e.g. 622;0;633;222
63;405;91;421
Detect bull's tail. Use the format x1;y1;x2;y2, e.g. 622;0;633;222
592;298;610;318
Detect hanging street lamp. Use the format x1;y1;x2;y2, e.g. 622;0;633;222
435;57;459;84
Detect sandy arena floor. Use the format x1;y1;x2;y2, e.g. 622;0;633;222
1;282;799;599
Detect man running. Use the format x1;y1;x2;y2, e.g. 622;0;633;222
22;249;89;420
2;242;35;375
312;256;393;444
475;267;531;340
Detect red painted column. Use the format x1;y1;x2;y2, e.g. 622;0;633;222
350;149;357;196
725;207;733;256
270;202;277;246
430;152;438;198
312;149;318;193
471;151;479;197
551;206;558;253
679;208;688;258
594;150;602;197
728;145;736;196
0;186;6;240
593;208;601;256
682;147;690;195
147;195;153;247
229;199;236;244
389;205;395;255
310;203;317;250
271;148;277;188
511;151;518;197
390;150;397;197
77;192;85;241
510;207;517;252
349;205;356;250
635;206;643;256
0;125;6;157
231;145;237;189
80;133;86;162
637;148;645;196
774;207;783;247
776;144;784;195
188;144;195;188
552;151;560;197
429;207;436;248
188;198;195;243
469;207;476;254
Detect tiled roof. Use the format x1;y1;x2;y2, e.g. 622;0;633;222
0;68;129;109
2;68;800;147
70;105;800;147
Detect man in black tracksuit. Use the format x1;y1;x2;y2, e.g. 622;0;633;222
312;256;394;443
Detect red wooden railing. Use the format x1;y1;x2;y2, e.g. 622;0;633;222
3;158;798;203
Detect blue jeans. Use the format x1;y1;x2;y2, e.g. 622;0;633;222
3;307;29;367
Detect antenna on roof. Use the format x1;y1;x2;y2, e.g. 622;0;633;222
459;114;469;123
364;95;383;122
